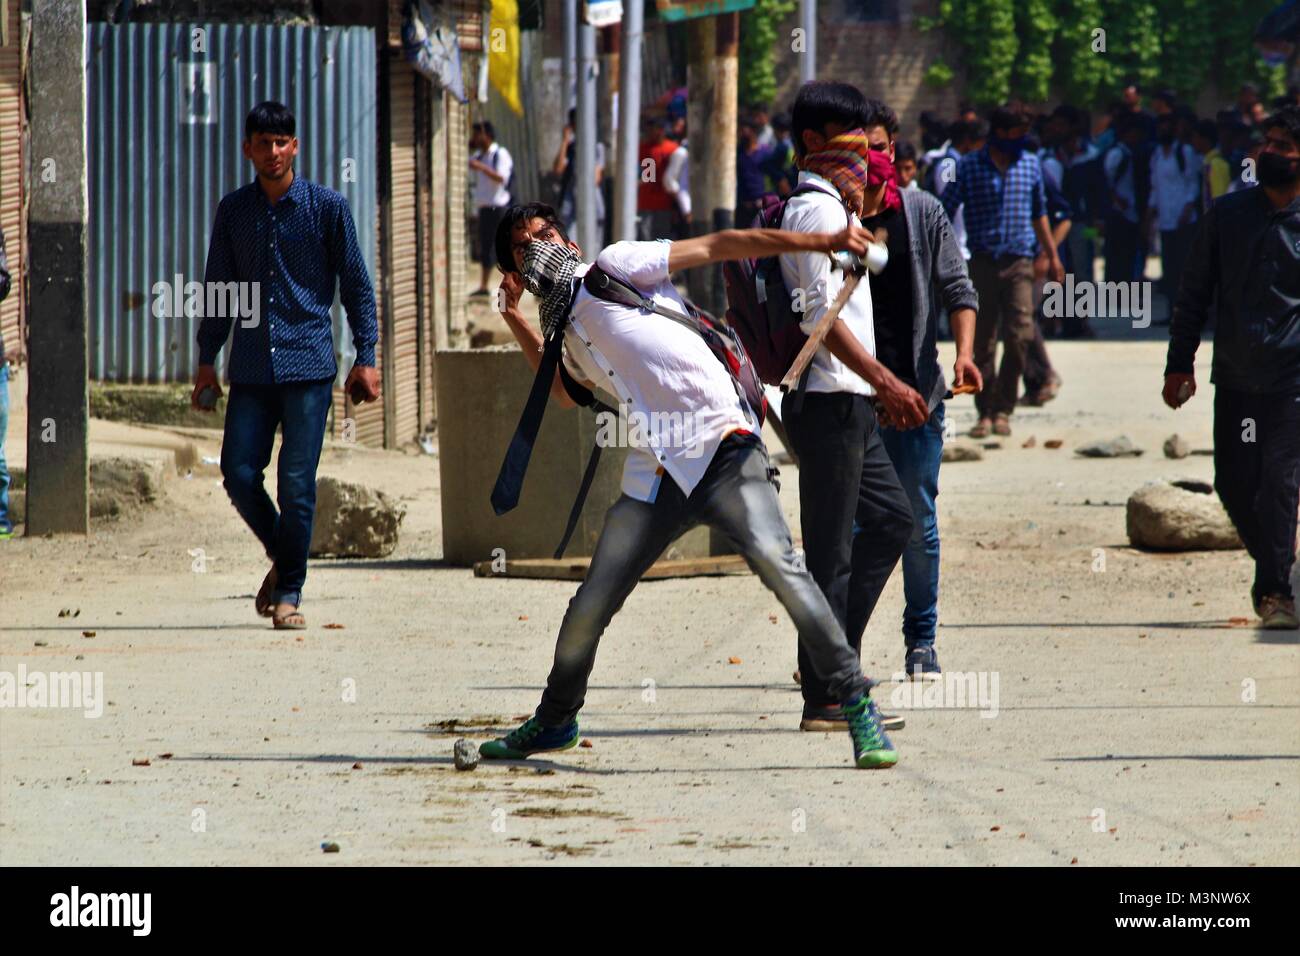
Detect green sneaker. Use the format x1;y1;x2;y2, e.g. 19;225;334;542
843;695;899;769
479;715;580;760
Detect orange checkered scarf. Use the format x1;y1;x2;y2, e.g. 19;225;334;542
799;128;901;217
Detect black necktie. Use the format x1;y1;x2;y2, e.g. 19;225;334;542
490;326;566;516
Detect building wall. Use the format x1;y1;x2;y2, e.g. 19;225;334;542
771;0;959;141
0;0;24;363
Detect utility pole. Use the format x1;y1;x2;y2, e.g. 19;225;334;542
614;0;644;241
685;13;738;316
575;15;599;255
27;0;89;535
563;0;577;112
800;0;816;84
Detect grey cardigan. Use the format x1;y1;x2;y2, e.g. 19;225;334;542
897;187;979;410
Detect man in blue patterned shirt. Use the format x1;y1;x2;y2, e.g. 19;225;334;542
941;106;1064;438
191;101;380;630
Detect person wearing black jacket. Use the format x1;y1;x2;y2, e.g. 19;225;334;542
1164;106;1300;630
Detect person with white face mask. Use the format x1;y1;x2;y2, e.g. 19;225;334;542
479;201;905;770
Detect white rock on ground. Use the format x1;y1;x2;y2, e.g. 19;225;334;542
1126;480;1243;550
88;456;166;518
309;476;406;558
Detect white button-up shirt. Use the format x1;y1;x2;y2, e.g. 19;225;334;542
472;142;512;209
776;171;875;396
1149;142;1202;232
561;240;757;503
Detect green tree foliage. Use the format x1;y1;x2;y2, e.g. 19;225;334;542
738;0;797;110
934;0;1286;110
1211;0;1286;101
1157;0;1213;100
938;0;1019;106
1052;0;1108;106
1099;0;1162;94
1012;0;1059;103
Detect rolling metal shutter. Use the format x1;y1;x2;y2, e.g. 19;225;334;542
0;0;24;363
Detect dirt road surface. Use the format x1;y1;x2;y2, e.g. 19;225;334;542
1;341;1296;865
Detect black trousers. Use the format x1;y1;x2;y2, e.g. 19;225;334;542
1104;213;1140;283
784;392;914;705
1213;387;1300;601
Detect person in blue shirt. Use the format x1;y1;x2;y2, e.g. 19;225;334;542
191;101;380;630
941;105;1064;438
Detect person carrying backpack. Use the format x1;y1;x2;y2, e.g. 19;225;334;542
479;200;902;770
469;120;514;297
775;82;928;733
1103;114;1145;283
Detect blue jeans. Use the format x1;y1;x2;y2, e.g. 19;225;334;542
220;378;333;607
879;402;945;648
0;363;11;534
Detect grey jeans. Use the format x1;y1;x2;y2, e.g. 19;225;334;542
535;434;869;726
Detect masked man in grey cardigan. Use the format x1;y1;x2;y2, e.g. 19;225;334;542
861;100;982;680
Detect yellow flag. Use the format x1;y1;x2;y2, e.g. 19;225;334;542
489;0;522;115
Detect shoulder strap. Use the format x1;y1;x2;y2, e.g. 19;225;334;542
582;265;701;334
784;181;851;227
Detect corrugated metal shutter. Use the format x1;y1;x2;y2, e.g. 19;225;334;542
388;59;420;446
348;184;385;447
416;77;436;430
85;23;378;383
0;0;23;362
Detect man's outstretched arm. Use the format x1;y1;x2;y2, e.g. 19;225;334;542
666;225;873;272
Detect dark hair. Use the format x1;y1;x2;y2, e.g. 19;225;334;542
1049;104;1082;127
1153;89;1177;110
473;120;496;140
494;202;570;274
245;101;295;141
1194;119;1218;146
862;98;899;139
894;140;917;164
988;105;1029;135
949;118;987;146
1262;105;1300;148
791;81;869;158
771;111;791;133
1116;113;1145;138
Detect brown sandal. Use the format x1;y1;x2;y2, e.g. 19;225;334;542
255;568;278;618
969;418;992;439
272;605;306;630
992;415;1012;436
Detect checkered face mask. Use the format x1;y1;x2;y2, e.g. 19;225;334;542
522;240;582;339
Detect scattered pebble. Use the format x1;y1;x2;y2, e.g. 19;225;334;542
131;758;151;767
1075;435;1142;457
34;640;47;647
1022;436;1037;448
82;630;96;638
321;842;340;853
518;614;529;621
323;623;345;630
351;762;363;770
453;739;479;771
579;739;593;749
1044;439;1064;449
727;656;742;664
